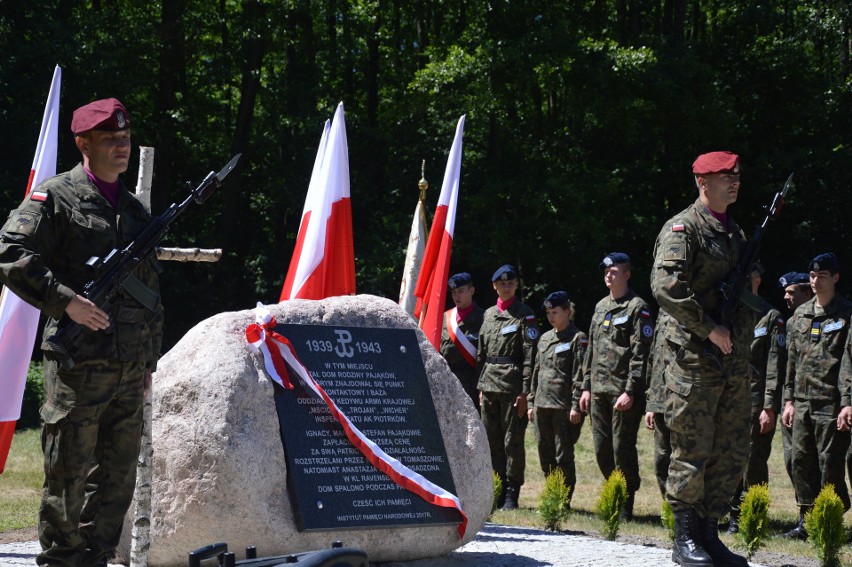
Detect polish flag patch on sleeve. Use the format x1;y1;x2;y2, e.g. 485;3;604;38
30;191;48;202
671;223;685;232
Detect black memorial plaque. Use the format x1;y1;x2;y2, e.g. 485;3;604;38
272;324;462;531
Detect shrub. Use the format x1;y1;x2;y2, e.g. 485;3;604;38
537;468;571;531
661;499;675;541
491;471;503;516
18;362;44;430
596;469;627;540
738;483;771;559
804;484;846;567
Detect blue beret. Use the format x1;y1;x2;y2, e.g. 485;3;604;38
778;272;809;288
448;272;472;289
809;253;839;274
492;264;518;282
543;291;570;310
600;252;631;269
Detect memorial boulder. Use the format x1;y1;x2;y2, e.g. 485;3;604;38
125;295;491;566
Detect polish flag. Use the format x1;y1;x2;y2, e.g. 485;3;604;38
0;65;61;474
413;116;465;349
279;103;355;301
398;198;428;319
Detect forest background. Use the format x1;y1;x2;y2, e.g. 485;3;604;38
2;0;851;351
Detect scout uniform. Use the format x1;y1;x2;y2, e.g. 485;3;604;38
477;264;538;509
783;253;852;539
527;291;588;505
581;252;653;519
651;151;752;567
0;99;164;567
439;272;485;410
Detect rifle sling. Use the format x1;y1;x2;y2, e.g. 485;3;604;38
122;273;160;312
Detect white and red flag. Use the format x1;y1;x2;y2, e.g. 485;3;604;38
397;198;427;318
0;65;61;474
279;103;355;301
413;116;465;349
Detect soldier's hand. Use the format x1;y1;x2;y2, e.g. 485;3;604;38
514;395;528;418
838;406;852;431
708;325;732;354
759;409;776;434
579;390;591;413
644;411;655;430
569;409;582;424
65;294;110;331
782;402;795;429
527;407;535;421
144;369;153;397
614;392;634;411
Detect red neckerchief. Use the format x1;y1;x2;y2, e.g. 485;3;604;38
456;303;474;322
497;296;516;312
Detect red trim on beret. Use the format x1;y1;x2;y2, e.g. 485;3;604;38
71;98;130;134
692;151;739;175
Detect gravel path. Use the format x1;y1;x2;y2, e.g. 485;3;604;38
0;523;770;567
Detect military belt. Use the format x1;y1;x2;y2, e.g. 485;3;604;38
486;356;515;364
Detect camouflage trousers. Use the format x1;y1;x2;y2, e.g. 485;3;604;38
589;392;643;494
532;407;584;497
481;391;528;486
782;418;795;498
664;357;750;518
791;399;851;510
730;410;776;511
38;359;146;567
652;412;671;498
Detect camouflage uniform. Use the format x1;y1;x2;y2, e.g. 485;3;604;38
0;164;164;567
477;299;538;488
527;324;587;499
645;309;672;497
582;290;653;498
763;313;794;491
651;198;753;519
785;295;852;510
440;304;485;411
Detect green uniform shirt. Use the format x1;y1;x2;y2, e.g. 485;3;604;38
528;325;588;411
784;294;852;407
476;299;539;395
0;164;164;369
582;289;653;397
440;303;485;387
644;310;672;414
750;304;786;413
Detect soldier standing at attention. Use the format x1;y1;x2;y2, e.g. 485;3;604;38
781;253;852;539
727;262;786;533
440;272;485;411
644;309;673;498
651;151;752;567
527;291;588;508
477;264;539;510
0;99;164;566
579;252;654;520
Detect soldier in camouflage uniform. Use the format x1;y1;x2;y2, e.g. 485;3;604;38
727;263;786;533
477;264;539;510
0;99;164;567
651;151;752;567
579;252;653;520
440;272;485;411
780;253;852;539
527;291;587;507
644;309;672;498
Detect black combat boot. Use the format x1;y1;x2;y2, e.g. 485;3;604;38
727;509;739;534
700;515;749;566
501;482;520;510
620;491;635;522
672;509;713;567
781;506;809;540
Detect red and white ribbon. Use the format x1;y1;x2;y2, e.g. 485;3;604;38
445;308;476;368
246;303;468;537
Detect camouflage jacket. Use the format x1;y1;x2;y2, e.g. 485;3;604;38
440;303;485;381
651;198;753;362
645;309;672;413
0;164;164;369
528;325;588;411
784;294;852;407
582;289;654;397
751;304;786;413
476;299;539;394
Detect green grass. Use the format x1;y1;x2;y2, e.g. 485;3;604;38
0;428;42;532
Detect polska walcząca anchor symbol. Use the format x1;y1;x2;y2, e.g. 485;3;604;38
334;330;355;358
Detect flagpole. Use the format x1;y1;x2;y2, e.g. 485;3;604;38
416;161;429;325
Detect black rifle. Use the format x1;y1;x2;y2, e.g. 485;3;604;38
46;154;241;370
701;173;794;369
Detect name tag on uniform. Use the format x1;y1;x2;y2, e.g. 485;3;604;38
555;342;572;353
613;315;629;326
824;320;845;334
501;324;519;335
754;326;768;338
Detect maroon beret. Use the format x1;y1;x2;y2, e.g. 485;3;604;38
692;151;740;175
71;98;130;135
